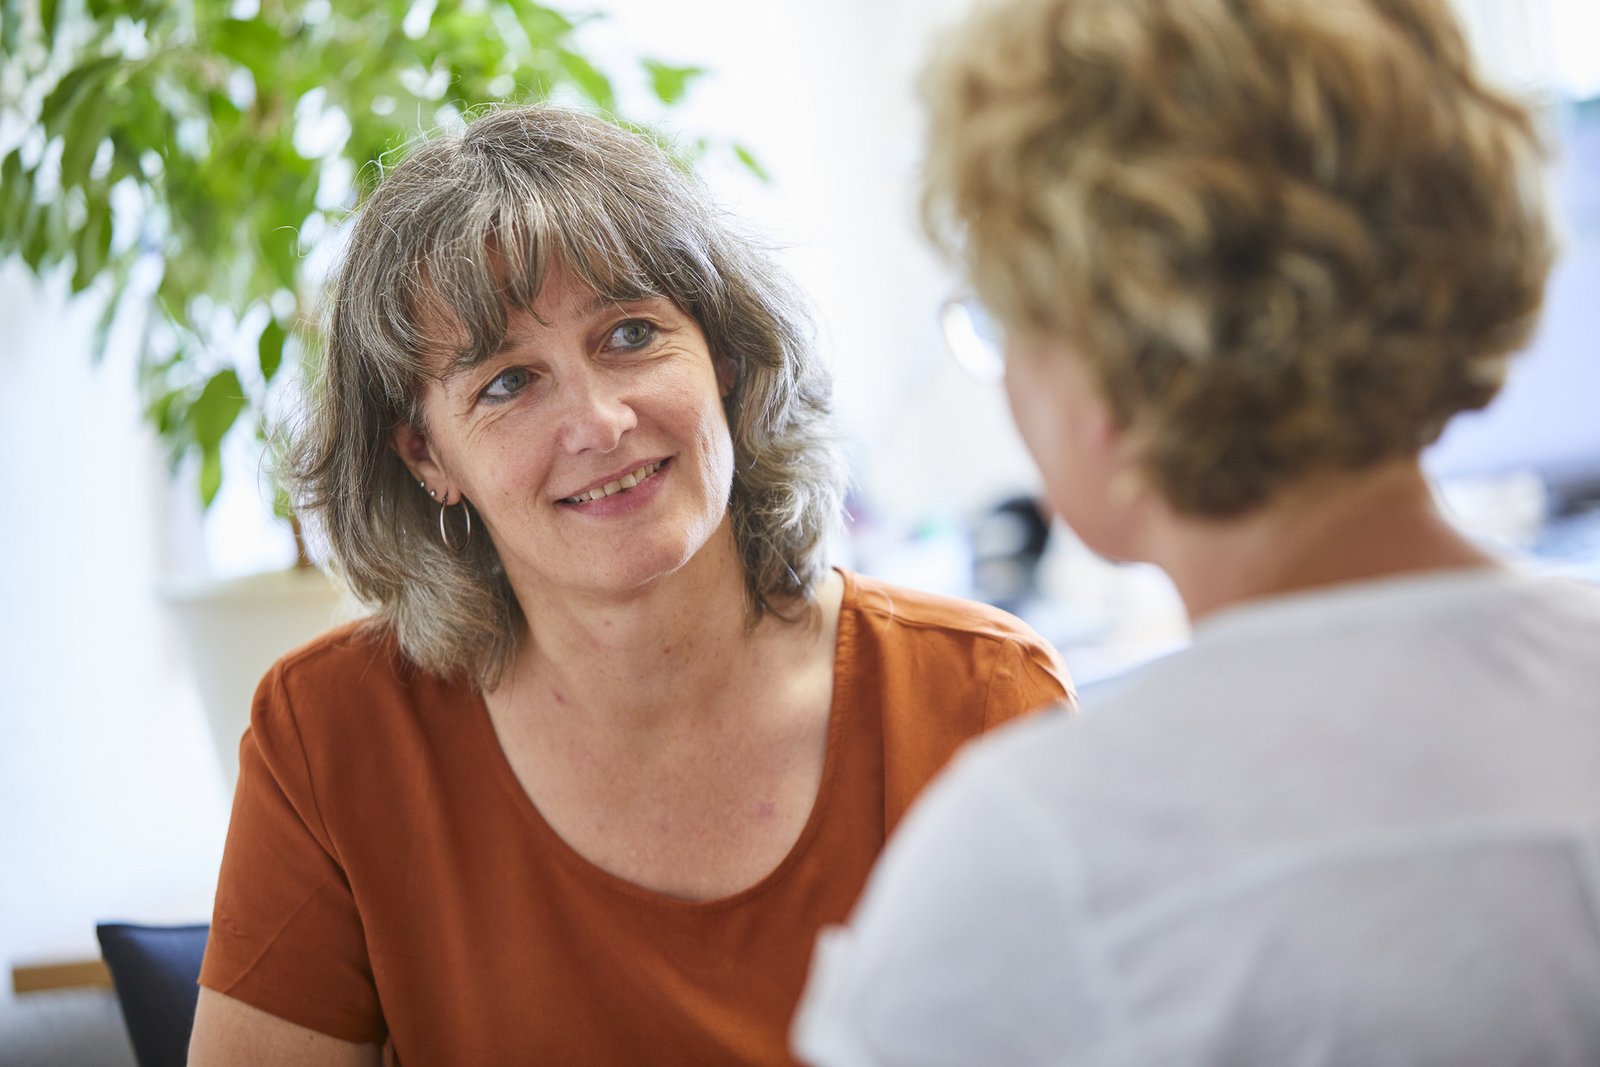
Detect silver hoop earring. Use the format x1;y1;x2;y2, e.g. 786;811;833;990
439;500;472;552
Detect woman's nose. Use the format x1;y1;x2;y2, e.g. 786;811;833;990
557;367;638;454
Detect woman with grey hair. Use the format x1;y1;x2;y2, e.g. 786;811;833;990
187;105;1069;1066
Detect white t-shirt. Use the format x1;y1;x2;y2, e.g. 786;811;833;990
794;568;1600;1067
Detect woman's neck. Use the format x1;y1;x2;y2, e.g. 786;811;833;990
492;521;789;733
1150;458;1503;624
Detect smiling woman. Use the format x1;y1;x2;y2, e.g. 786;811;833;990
185;105;1072;1067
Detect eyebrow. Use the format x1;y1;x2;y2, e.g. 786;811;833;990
441;292;664;382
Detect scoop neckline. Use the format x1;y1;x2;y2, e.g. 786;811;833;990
468;568;860;914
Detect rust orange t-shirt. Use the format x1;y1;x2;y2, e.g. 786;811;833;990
199;570;1070;1065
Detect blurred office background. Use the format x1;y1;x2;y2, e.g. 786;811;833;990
2;0;1597;1060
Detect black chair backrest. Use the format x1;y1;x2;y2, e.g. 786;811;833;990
96;922;210;1067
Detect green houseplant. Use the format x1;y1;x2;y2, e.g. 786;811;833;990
0;0;749;564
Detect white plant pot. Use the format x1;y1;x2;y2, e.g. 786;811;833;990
162;567;356;794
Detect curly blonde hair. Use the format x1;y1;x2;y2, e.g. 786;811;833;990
286;106;844;687
922;0;1554;515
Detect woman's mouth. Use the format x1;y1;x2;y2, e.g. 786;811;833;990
559;459;668;505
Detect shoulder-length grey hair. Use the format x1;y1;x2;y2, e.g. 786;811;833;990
285;105;845;688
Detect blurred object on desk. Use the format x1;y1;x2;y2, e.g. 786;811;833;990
970;495;1053;614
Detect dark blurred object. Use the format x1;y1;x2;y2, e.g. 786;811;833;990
95;923;209;1067
971;495;1053;613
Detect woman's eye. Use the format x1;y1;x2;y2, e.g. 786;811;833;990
481;367;531;401
609;320;656;350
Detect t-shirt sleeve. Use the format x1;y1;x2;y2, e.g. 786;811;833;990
984;635;1075;731
198;661;386;1044
792;746;1108;1067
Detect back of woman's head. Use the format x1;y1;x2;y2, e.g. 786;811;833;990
923;0;1554;516
287;106;843;686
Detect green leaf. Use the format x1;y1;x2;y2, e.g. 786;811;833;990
145;386;185;434
122;0;158;23
512;3;576;48
271;482;294;522
209;17;283;81
60;105;113;193
208;89;243;128
258;318;286;382
41;0;59;46
21;200;69;271
0;152;30;253
556;48;615;111
259;222;301;293
191;368;247;452
39;56;122;135
433;9;495;69
641;59;705;106
733;142;771;183
198;444;224;507
115;73;177;159
71;199;114;293
1;0;20;56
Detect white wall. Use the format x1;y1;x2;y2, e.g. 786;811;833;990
0;264;230;998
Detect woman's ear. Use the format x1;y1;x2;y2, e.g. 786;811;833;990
390;422;453;503
714;355;738;398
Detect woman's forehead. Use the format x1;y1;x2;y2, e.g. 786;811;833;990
525;263;608;316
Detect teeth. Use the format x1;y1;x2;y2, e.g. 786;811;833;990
565;461;661;504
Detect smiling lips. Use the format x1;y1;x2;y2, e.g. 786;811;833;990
559;459;667;505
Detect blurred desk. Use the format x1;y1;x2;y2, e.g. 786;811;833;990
11;958;111;994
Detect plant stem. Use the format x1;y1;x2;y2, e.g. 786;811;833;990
289;510;313;571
